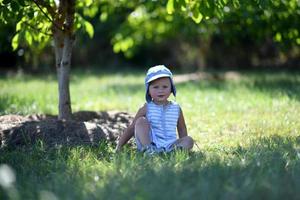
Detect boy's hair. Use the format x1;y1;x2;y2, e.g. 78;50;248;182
145;65;176;102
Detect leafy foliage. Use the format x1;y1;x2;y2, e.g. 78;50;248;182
0;0;96;51
107;0;300;57
0;0;299;66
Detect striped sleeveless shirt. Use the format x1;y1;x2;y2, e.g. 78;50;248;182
146;101;180;149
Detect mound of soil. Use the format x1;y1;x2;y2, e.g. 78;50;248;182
0;111;133;148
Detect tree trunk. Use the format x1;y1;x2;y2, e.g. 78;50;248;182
53;29;73;120
60;35;74;120
52;0;75;120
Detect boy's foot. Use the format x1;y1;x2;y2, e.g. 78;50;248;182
142;144;157;155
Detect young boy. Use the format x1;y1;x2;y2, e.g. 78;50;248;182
116;65;194;153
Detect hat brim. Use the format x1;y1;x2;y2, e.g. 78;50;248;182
146;74;171;84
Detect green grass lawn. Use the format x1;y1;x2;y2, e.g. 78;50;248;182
0;69;300;199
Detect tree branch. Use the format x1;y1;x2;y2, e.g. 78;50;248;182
32;0;64;32
23;21;53;36
33;0;56;18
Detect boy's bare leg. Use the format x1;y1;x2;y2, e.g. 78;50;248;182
135;117;151;146
174;136;194;150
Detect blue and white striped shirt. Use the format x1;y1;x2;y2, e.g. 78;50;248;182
146;101;180;149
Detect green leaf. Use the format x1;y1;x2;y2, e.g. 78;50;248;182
166;0;174;14
233;0;240;8
25;31;32;45
84;6;98;18
275;32;282;42
12;33;19;50
113;43;121;53
100;12;108;22
85;0;93;7
16;21;22;31
222;0;228;4
192;10;203;24
84;21;94;38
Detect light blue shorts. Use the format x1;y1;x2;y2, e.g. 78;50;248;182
135;131;177;153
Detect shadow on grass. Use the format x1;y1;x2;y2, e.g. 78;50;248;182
0;139;115;199
1;135;298;199
96;135;300;200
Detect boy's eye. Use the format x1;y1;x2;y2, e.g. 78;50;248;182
163;85;168;88
153;86;159;89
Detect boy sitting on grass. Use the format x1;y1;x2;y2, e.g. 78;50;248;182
116;65;194;154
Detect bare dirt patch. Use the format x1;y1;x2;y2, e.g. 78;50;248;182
0;111;133;148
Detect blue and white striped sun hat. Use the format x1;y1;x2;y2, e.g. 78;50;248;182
145;65;176;102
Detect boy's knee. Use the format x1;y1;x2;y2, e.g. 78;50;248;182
179;136;194;150
185;136;194;148
135;117;150;135
135;117;149;127
175;136;194;150
135;117;151;146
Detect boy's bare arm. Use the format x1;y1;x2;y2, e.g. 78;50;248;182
177;107;188;138
116;104;147;151
116;123;134;151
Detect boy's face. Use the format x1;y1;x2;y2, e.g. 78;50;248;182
149;77;171;104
